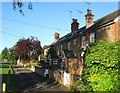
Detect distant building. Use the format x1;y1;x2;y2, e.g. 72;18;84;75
44;9;120;87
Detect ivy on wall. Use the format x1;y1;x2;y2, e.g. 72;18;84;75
76;40;120;92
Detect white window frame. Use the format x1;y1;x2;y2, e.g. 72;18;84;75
81;36;86;48
90;33;95;43
62;58;65;62
53;59;58;64
68;42;70;50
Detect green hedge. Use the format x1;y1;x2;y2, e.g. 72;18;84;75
77;40;120;92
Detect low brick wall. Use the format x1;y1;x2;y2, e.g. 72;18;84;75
54;70;64;85
49;69;54;78
35;66;45;76
53;70;77;87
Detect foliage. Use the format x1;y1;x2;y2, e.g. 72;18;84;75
38;60;48;67
76;78;86;91
69;85;77;93
13;0;32;15
1;47;9;61
77;40;120;92
1;47;17;63
9;45;17;63
15;36;42;63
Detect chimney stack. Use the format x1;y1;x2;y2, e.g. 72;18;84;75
85;9;94;28
54;32;60;42
71;19;79;33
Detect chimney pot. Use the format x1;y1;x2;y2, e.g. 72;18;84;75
54;32;60;42
85;9;94;28
71;19;79;33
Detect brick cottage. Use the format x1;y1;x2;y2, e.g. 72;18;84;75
44;9;120;87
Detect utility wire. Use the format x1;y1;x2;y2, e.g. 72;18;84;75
2;27;29;37
0;17;70;31
0;30;21;38
0;29;52;42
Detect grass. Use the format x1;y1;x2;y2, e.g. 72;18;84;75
0;63;16;92
1;64;14;74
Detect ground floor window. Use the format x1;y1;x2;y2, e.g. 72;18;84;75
53;59;58;64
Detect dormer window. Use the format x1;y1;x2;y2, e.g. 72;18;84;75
81;36;86;48
90;33;95;43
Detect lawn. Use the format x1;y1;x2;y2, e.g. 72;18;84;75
0;63;16;92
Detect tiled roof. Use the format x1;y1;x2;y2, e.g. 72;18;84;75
48;52;59;59
87;9;120;31
48;9;120;46
63;49;76;58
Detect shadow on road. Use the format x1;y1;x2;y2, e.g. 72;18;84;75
14;66;68;93
15;71;47;92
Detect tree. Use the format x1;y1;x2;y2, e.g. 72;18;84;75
1;47;9;62
76;40;120;92
15;36;42;63
1;47;17;63
13;0;32;15
9;45;17;63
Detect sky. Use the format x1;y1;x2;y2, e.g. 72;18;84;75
0;1;119;52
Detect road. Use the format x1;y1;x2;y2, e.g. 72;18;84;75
13;66;68;93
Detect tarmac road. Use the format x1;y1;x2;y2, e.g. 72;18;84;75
13;65;68;93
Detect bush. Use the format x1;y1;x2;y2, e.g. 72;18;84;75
69;85;76;93
77;40;120;92
38;60;48;67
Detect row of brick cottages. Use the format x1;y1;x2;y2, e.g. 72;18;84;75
43;9;120;87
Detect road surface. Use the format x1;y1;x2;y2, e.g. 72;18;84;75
13;66;68;93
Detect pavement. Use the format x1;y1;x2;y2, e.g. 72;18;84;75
13;65;68;93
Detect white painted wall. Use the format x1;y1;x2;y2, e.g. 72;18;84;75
64;72;70;86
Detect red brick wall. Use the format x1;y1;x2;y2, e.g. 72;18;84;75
35;66;45;76
89;22;118;43
114;22;119;41
118;20;120;40
95;24;116;42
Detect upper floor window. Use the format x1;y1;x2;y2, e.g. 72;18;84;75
81;36;86;48
73;39;76;45
68;42;70;50
90;33;95;43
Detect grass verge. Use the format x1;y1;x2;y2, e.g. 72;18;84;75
0;63;16;93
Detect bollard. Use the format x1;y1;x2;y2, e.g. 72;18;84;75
2;83;6;92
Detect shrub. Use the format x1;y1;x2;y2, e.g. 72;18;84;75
77;40;120;92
